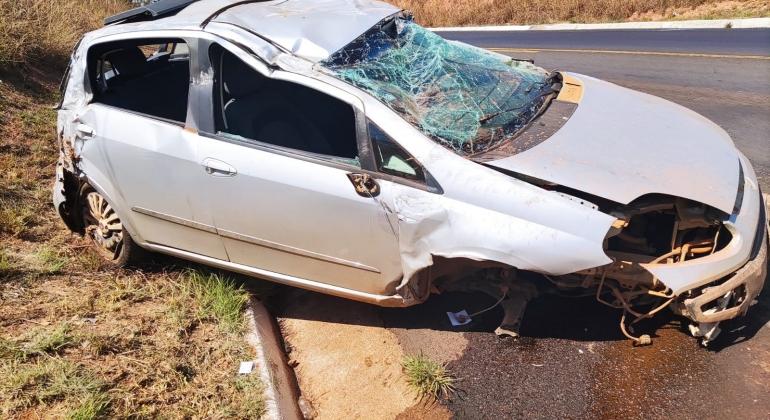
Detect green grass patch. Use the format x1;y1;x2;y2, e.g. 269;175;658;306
0;249;20;278
0;358;106;414
187;270;250;334
0;337;25;360
0;200;35;236
401;350;457;401
32;246;68;275
66;392;111;420
226;374;267;418
26;323;76;355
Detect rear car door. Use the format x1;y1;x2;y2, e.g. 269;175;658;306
76;36;228;260
191;44;405;295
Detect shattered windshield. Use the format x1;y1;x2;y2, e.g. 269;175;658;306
318;16;552;156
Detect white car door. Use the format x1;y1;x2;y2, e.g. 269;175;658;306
76;37;228;260
190;46;405;295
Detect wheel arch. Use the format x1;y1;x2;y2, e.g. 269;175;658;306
76;176;146;247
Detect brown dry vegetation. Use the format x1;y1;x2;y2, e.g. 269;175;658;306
1;1;267;418
389;0;770;27
0;0;128;68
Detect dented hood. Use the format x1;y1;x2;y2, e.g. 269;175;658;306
487;74;740;215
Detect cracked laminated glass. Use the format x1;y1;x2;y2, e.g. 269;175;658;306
319;16;553;156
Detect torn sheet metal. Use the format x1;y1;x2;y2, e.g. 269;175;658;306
319;16;550;155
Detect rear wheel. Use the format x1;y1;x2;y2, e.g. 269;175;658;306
79;185;142;268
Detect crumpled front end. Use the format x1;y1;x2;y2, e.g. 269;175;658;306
680;221;766;344
670;182;768;345
571;154;768;346
638;154;767;345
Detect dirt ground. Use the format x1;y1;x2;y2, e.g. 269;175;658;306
277;289;453;420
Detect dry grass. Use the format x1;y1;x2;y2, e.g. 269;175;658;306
0;0;129;70
1;253;267;418
389;0;770;27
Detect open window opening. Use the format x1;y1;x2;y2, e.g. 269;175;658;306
209;45;360;165
88;38;190;123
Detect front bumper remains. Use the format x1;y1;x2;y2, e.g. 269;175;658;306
682;192;768;344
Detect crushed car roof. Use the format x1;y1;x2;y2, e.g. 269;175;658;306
104;0;402;62
209;0;401;62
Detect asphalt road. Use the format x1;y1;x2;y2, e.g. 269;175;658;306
439;28;770;56
276;28;770;419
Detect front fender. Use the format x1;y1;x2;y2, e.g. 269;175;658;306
391;183;615;283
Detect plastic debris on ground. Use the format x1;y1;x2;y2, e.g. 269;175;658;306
447;310;472;326
238;361;254;375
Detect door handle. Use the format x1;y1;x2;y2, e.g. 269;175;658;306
347;173;380;197
202;158;237;177
75;123;95;139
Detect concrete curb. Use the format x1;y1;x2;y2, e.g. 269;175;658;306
245;297;303;420
430;17;770;32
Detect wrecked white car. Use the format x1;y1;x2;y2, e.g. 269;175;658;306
54;0;768;345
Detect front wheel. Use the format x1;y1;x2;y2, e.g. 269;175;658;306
79;185;143;268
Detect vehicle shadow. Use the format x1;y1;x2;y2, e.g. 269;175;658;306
270;284;676;344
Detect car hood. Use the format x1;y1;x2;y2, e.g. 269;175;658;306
486;73;740;215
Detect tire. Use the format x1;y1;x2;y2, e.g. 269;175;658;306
79;184;144;268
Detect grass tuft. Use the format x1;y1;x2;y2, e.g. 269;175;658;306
401;350;457;400
0;358;104;412
0;249;20;278
228;374;267;417
187;270;250;334
26;323;76;355
33;246;68;274
66;391;111;420
0;201;35;237
0;337;25;360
